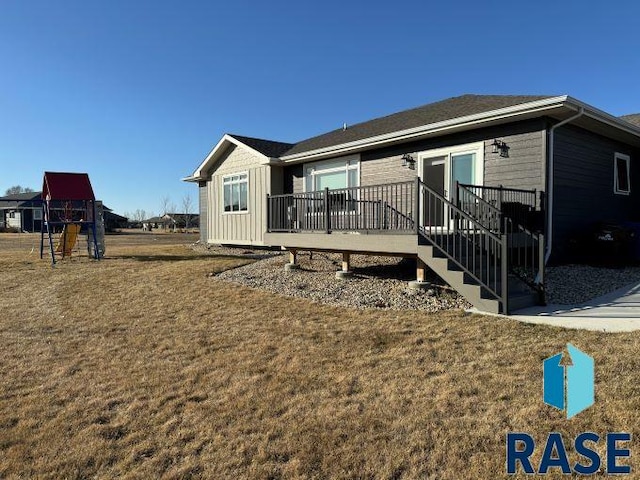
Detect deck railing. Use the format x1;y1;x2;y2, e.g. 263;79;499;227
267;180;547;312
457;183;544;232
267;181;416;233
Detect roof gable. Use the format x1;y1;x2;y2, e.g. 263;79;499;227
186;134;289;181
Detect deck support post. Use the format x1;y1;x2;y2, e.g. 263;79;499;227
284;248;300;271
409;258;430;290
336;252;353;279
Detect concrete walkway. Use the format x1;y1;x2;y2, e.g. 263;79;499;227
509;281;640;332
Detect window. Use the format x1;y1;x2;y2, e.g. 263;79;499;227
304;156;360;211
304;156;359;192
222;173;248;212
33;209;42;220
614;153;631;195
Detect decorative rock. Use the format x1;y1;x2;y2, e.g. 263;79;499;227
193;245;640;310
215;251;471;312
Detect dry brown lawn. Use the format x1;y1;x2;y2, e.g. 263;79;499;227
0;232;638;479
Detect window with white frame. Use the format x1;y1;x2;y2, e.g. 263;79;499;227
304;156;359;192
222;172;248;212
614;153;631;195
304;156;359;211
33;208;42;220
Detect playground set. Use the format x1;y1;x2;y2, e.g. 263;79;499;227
39;172;105;264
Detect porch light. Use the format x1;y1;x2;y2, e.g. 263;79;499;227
402;153;416;170
492;139;510;158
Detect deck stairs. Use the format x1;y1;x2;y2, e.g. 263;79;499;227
414;181;544;314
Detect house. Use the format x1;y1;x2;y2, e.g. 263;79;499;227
184;94;640;314
142;213;199;231
0;192;43;232
102;207;129;232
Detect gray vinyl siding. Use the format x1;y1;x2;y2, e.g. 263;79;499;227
483;129;546;192
283;119;546;194
552;124;640;261
205;144;271;246
360;154;417;186
198;181;207;243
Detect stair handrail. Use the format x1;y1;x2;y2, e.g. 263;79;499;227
458;183;546;306
417;179;507;308
503;217;546;305
456;182;502;232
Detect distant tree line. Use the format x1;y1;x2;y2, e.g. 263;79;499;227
4;185;34;196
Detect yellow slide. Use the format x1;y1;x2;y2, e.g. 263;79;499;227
55;224;81;256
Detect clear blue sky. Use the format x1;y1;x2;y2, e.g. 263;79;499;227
1;0;639;216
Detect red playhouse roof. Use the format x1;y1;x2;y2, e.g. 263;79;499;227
42;172;96;201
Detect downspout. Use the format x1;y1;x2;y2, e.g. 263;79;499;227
544;107;584;265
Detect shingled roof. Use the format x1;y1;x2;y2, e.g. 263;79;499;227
620;113;640;127
227;134;294;158
281;94;555;156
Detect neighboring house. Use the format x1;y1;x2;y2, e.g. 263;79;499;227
0;191;128;233
0;192;43;232
143;213;199;231
184;94;640;314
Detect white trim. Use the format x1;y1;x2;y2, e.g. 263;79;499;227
614;152;631;196
221;171;250;214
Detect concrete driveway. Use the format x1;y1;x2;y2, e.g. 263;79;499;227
511;281;640;332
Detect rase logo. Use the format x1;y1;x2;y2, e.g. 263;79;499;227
506;344;632;475
543;343;594;419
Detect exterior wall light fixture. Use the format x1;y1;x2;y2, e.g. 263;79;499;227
492;139;510;158
402;153;416;169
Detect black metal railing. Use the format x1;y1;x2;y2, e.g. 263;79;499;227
455;183;502;232
457;183;544;232
267;181;416;233
504;218;545;303
418;179;507;307
457;183;545;304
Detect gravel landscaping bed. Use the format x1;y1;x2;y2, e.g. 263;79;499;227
545;264;640;305
211;250;471;312
195;244;640;310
